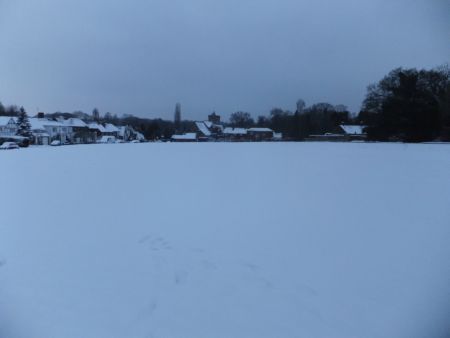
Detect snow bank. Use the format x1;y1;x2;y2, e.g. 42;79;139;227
0;143;449;338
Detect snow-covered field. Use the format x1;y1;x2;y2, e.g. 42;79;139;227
1;143;449;338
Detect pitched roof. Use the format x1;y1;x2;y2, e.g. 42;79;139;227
28;118;47;130
223;127;247;135
340;125;366;135
104;123;119;133
0;117;17;126
88;123;106;132
64;118;87;128
195;122;212;136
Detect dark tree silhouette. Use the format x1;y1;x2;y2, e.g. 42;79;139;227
174;103;181;131
92;108;100;121
362;66;449;142
16;107;32;138
229;111;254;128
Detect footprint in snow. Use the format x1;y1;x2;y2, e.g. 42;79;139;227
174;270;188;285
201;259;217;270
138;235;172;251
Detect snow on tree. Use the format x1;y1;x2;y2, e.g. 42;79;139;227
16;107;32;138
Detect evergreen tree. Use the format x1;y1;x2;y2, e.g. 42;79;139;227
0;101;5;116
16;107;32;138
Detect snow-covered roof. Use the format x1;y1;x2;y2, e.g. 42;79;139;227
273;133;283;140
195;122;212;136
0;117;17;126
223;127;247;135
247;128;273;133
28;118;47;131
204;121;213;128
171;133;197;140
135;132;145;140
39;119;66;127
104;123;120;133
64;118;87;128
29;118;70;129
88;123;106;132
340;125;366;135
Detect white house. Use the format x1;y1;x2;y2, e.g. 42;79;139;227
39;119;72;142
103;124;120;137
88;123;107;139
0;117;18;137
28;118;50;145
64;118;96;143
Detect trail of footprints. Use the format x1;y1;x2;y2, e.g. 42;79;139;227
137;234;274;290
138;235;172;251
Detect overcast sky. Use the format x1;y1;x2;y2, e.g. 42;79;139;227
0;0;448;120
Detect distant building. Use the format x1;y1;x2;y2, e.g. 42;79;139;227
223;127;248;141
64;118;96;143
103;124;120;138
208;112;221;124
88;123;107;139
0;117;18;137
98;135;116;144
247;128;274;141
339;125;367;140
32;118;71;143
28;118;50;145
306;125;367;142
195;121;212;138
171;133;197;142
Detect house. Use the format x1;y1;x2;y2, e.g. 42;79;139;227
28;118;50;145
117;126;132;141
64;118;96;143
195;121;212;139
306;125;367;142
103;124;120;137
247;128;274;141
339;125;367;140
195;119;224;140
171;133;197;142
0;117;18;137
135;131;145;141
273;132;283;141
98;135;116;144
29;118;71;143
223;127;248;141
88;123;107;140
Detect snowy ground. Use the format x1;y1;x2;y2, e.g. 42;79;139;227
1;142;449;338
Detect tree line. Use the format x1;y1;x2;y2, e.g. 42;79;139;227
229;102;352;140
227;64;449;142
1;64;448;142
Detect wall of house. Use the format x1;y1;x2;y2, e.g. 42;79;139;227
0;121;18;136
